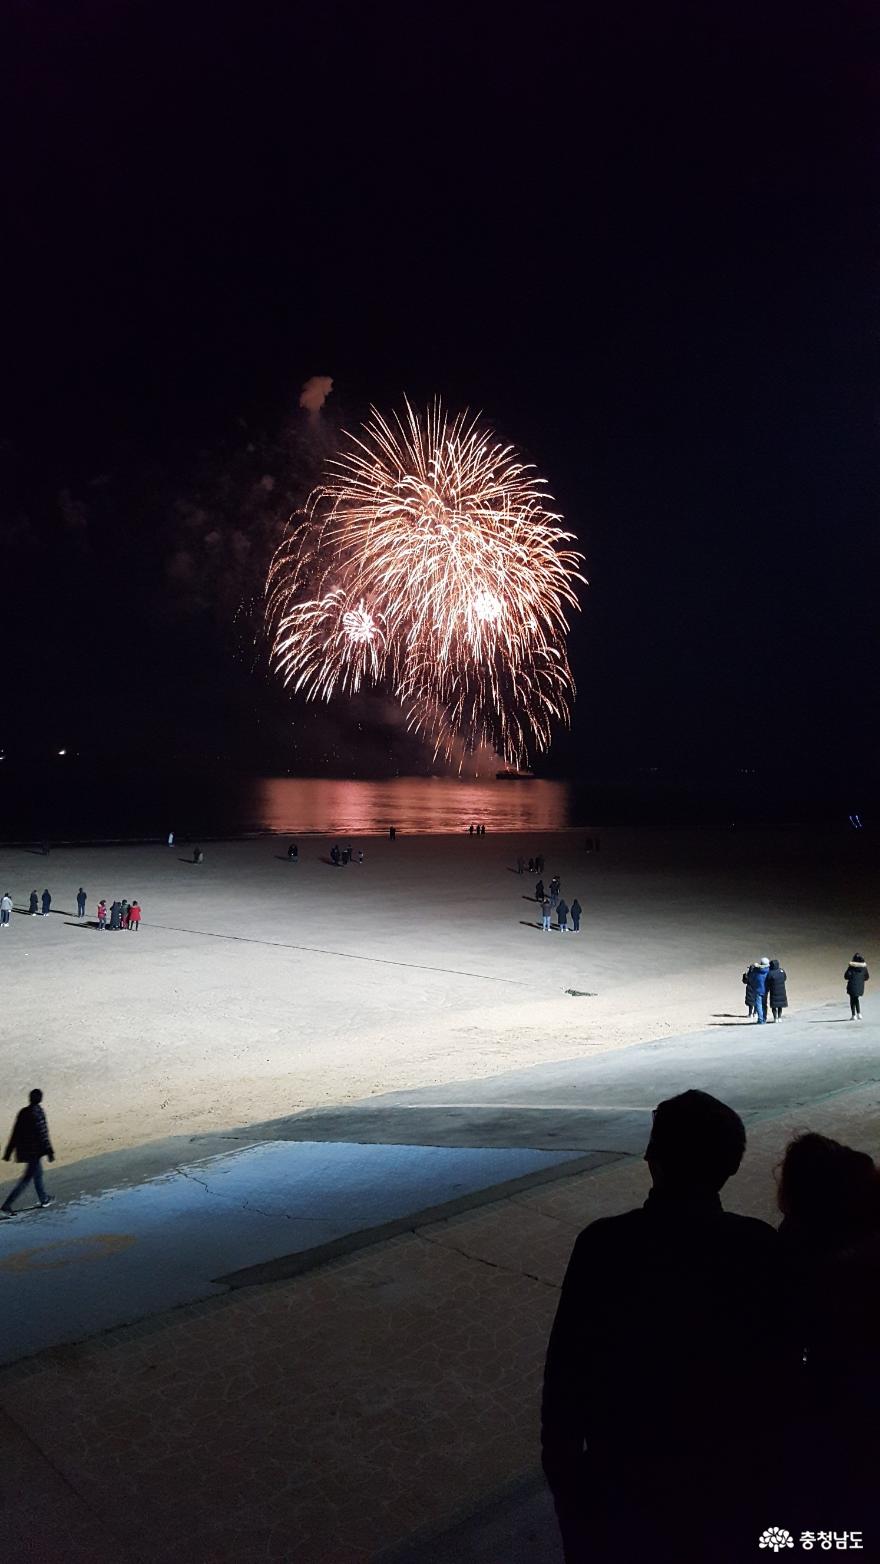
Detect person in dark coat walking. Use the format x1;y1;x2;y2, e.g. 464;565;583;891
570;898;582;932
844;953;869;1019
76;887;87;918
287;843;298;862
557;897;569;932
2;1089;55;1213
28;890;38;916
742;962;759;1017
536;854;544;875
535;879;545;903
542;1090;783;1564
541;896;552;932
517;855;524;875
109;900;121;930
766;958;788;1021
41;888;51;917
549;875;560;897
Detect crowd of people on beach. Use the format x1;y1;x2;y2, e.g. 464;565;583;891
542;1087;880;1562
743;954;869;1022
0;889;142;930
328;843;364;866
532;872;583;933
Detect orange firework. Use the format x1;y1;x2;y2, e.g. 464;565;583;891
265;400;584;765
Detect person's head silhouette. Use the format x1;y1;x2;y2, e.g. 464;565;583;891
645;1089;746;1193
777;1131;879;1241
28;1088;43;1106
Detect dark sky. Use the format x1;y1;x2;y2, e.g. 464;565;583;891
3;0;877;788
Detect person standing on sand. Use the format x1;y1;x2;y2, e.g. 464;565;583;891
2;1089;55;1214
742;961;758;1018
120;899;130;929
535;878;545;903
517;855;524;874
570;898;582;932
751;957;770;1023
536;854;544;875
28;891;38;917
287;843;298;863
844;954;869;1019
766;959;788;1021
541;896;552;932
469;824;474;836
96;899;107;929
129;900;141;931
41;888;51;918
0;893;11;928
167;831;174;846
109;899;121;930
76;887;87;918
557;897;569;933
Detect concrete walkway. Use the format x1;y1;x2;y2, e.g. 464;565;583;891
0;1140;580;1364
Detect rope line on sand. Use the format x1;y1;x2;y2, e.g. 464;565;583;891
142;923;532;987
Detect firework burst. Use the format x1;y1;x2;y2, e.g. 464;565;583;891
265;400;584;765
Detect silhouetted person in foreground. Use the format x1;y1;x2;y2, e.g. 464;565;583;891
2;1089;55;1214
28;890;38;916
76;886;87;918
41;888;51;917
777;1132;880;1529
570;898;582;932
556;897;569;932
844;952;869;1018
542;1089;781;1564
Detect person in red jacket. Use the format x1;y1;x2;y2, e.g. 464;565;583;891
128;900;142;931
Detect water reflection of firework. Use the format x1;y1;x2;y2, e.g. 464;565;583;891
265;400;585;765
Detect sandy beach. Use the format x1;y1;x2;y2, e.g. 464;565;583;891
0;828;875;1181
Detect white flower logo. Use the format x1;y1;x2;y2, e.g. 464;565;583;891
759;1528;794;1552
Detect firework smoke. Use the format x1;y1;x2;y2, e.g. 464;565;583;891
266;400;584;767
298;375;334;418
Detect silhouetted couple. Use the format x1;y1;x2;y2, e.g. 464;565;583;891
542;1089;880;1562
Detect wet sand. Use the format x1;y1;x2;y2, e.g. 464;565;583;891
0;828;875;1183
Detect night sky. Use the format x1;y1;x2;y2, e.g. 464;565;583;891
3;1;877;799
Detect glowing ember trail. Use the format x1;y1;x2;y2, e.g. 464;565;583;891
265;400;585;766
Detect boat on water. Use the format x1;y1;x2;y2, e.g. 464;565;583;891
496;768;536;781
